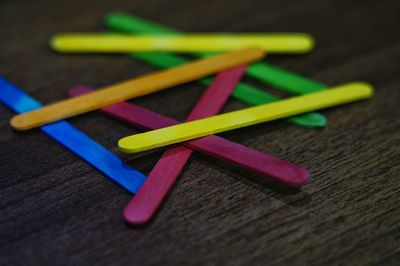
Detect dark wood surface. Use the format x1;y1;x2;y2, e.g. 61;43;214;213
1;0;399;265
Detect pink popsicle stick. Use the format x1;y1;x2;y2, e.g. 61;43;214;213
70;84;308;184
70;85;308;186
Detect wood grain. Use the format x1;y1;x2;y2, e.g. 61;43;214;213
0;0;399;265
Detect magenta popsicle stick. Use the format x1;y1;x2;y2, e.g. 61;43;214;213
71;86;309;185
69;86;309;182
70;85;309;186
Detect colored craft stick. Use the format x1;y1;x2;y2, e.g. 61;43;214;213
69;85;308;185
119;82;373;153
0;77;146;193
246;63;327;94
124;66;245;224
105;12;327;127
51;33;314;53
10;47;265;131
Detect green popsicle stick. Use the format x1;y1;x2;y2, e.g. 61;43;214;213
106;13;327;94
246;63;327;94
134;53;325;127
106;13;327;127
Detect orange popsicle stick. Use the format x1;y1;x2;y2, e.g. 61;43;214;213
11;47;265;130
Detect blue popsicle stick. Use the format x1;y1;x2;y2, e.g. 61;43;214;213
0;77;146;193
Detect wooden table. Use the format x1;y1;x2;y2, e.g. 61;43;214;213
0;0;399;265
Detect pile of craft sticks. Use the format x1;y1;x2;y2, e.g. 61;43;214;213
0;12;373;225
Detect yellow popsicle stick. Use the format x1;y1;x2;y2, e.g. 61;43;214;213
51;33;314;53
11;47;265;131
119;82;373;153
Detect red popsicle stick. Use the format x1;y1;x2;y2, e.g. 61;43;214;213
126;66;246;224
71;84;308;184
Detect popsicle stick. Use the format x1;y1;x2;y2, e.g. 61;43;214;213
246;62;327;94
129;146;192;223
0;77;146;194
124;66;245;224
51;33;314;53
69;87;308;185
105;12;327;127
10;47;265;131
119;82;374;153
